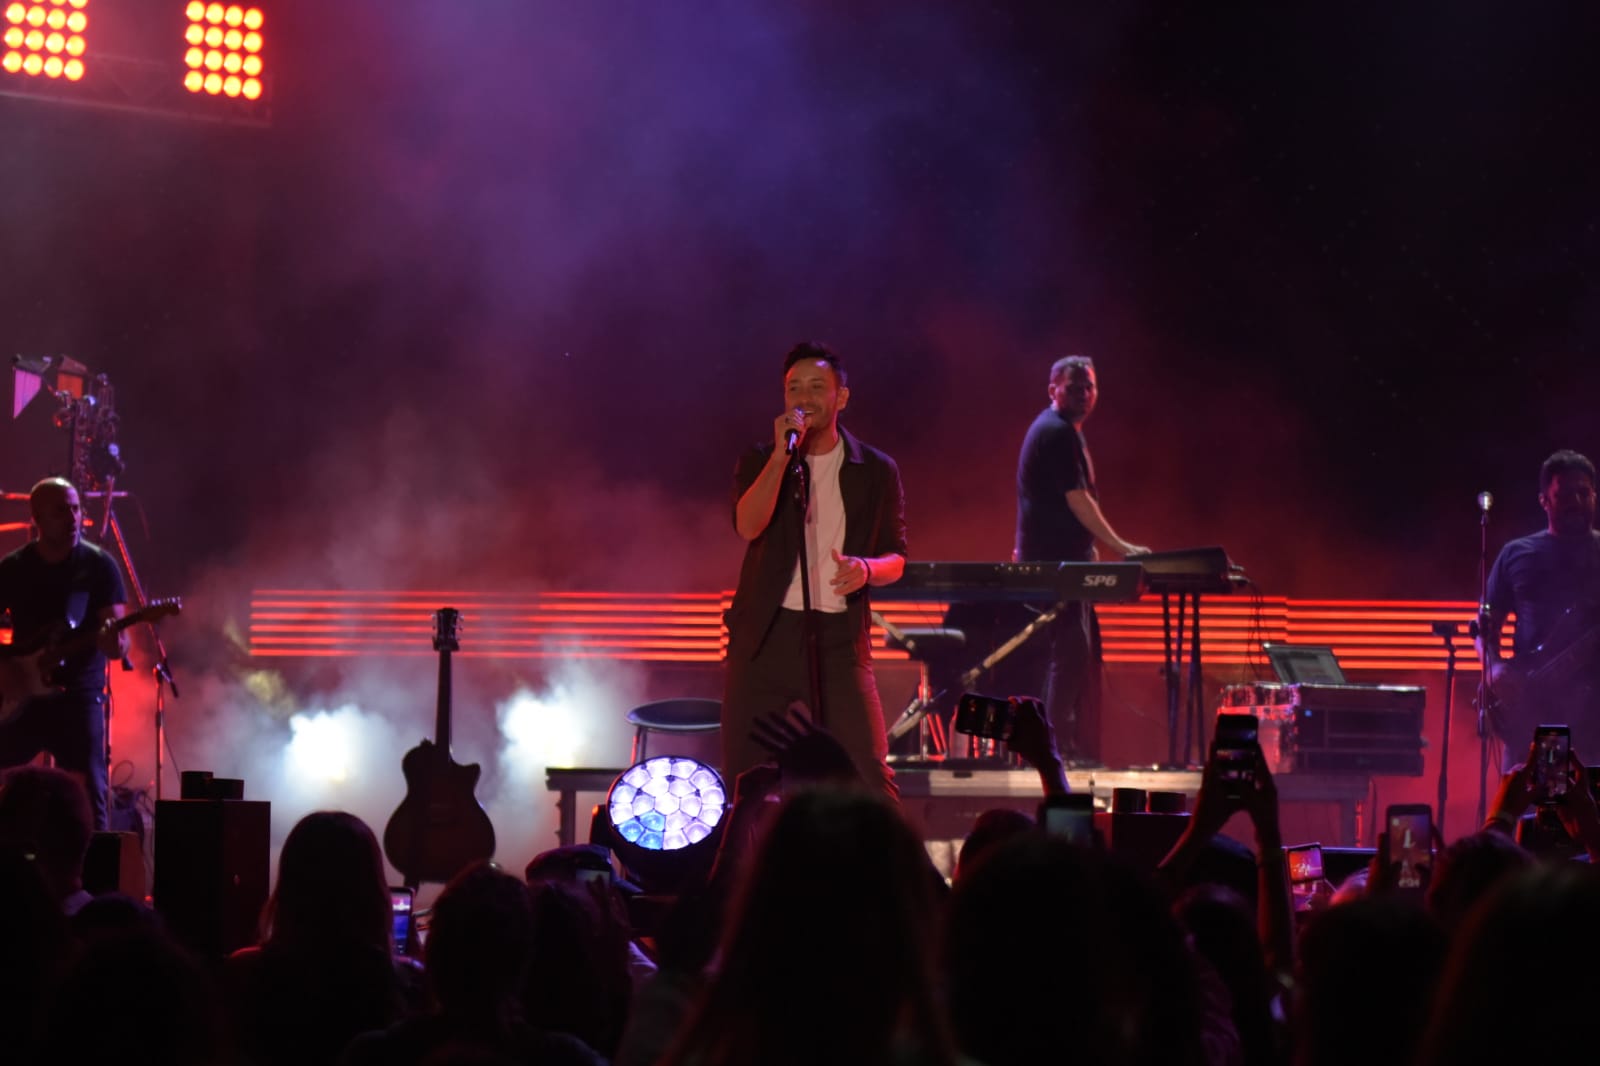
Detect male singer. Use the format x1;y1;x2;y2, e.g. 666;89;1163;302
722;342;906;794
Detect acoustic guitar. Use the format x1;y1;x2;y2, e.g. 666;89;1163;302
383;608;496;887
0;598;183;725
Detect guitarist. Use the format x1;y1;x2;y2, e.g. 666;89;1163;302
1477;450;1600;770
0;478;128;829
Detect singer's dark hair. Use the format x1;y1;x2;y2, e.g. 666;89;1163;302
783;341;846;387
1540;450;1595;492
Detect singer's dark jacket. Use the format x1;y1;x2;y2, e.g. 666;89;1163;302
724;426;908;659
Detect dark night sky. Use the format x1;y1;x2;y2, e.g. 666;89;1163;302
3;1;1598;611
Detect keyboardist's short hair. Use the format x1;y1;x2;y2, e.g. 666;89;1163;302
1540;449;1595;493
1049;355;1095;382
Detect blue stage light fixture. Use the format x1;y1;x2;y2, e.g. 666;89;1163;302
606;756;726;853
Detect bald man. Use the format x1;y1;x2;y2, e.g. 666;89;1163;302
0;479;128;828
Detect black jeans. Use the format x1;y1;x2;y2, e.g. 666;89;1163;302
0;689;108;829
1043;602;1103;763
723;608;896;798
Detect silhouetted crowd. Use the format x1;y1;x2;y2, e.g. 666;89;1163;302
2;699;1598;1066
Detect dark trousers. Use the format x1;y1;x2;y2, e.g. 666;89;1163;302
723;609;895;798
1043;602;1103;763
0;690;108;829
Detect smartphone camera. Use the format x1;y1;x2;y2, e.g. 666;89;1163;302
955;692;1017;742
1385;804;1433;893
389;887;415;957
1210;713;1259;799
1531;725;1572;805
1038;793;1095;846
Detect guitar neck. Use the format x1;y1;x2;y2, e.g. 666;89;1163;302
53;605;155;659
434;646;453;754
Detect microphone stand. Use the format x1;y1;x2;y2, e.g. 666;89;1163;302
787;445;824;726
1431;621;1459;840
1471;498;1493;829
94;486;182;802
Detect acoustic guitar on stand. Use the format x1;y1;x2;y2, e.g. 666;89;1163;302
0;598;182;725
383;607;497;888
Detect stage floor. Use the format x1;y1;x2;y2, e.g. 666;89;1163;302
546;764;1370;852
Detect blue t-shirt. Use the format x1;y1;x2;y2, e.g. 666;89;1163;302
1486;528;1600;657
1015;406;1095;562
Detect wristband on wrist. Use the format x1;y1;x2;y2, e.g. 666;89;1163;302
861;557;873;584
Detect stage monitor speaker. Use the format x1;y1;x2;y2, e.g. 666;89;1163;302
84;830;146;898
153;799;270;960
1094;811;1189;872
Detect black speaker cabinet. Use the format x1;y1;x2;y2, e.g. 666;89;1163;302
153;799;270;960
1093;811;1190;872
84;830;146;898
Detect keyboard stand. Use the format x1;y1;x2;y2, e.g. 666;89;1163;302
1158;588;1207;768
879;602;1066;745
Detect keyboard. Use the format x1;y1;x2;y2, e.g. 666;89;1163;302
874;561;1144;603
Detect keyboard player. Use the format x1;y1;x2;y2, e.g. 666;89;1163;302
1014;355;1150;765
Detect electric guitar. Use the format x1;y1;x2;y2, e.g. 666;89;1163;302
383;608;497;887
1485;602;1600;748
0;598;183;725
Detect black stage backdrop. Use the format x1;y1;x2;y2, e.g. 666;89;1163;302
3;1;1598;608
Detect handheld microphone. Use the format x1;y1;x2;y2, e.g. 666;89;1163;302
784;409;804;455
1477;491;1493;513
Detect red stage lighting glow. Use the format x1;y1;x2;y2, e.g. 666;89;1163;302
184;3;261;99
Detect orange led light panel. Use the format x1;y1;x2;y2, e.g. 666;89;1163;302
185;1;262;98
4;0;89;81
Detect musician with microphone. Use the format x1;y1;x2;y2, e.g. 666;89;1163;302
0;478;129;830
1476;449;1600;768
723;342;907;794
1014;355;1149;766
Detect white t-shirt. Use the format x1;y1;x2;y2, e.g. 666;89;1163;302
781;438;848;613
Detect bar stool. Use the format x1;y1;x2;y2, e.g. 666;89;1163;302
626;697;723;765
884;627;966;758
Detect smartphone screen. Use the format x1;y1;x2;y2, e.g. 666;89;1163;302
1285;843;1324;884
574;865;610;886
1385;806;1433;892
1285;843;1324;912
1532;725;1571;804
1039;794;1095;845
389;887;414;956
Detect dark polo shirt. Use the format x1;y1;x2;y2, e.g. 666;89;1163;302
725;426;907;659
